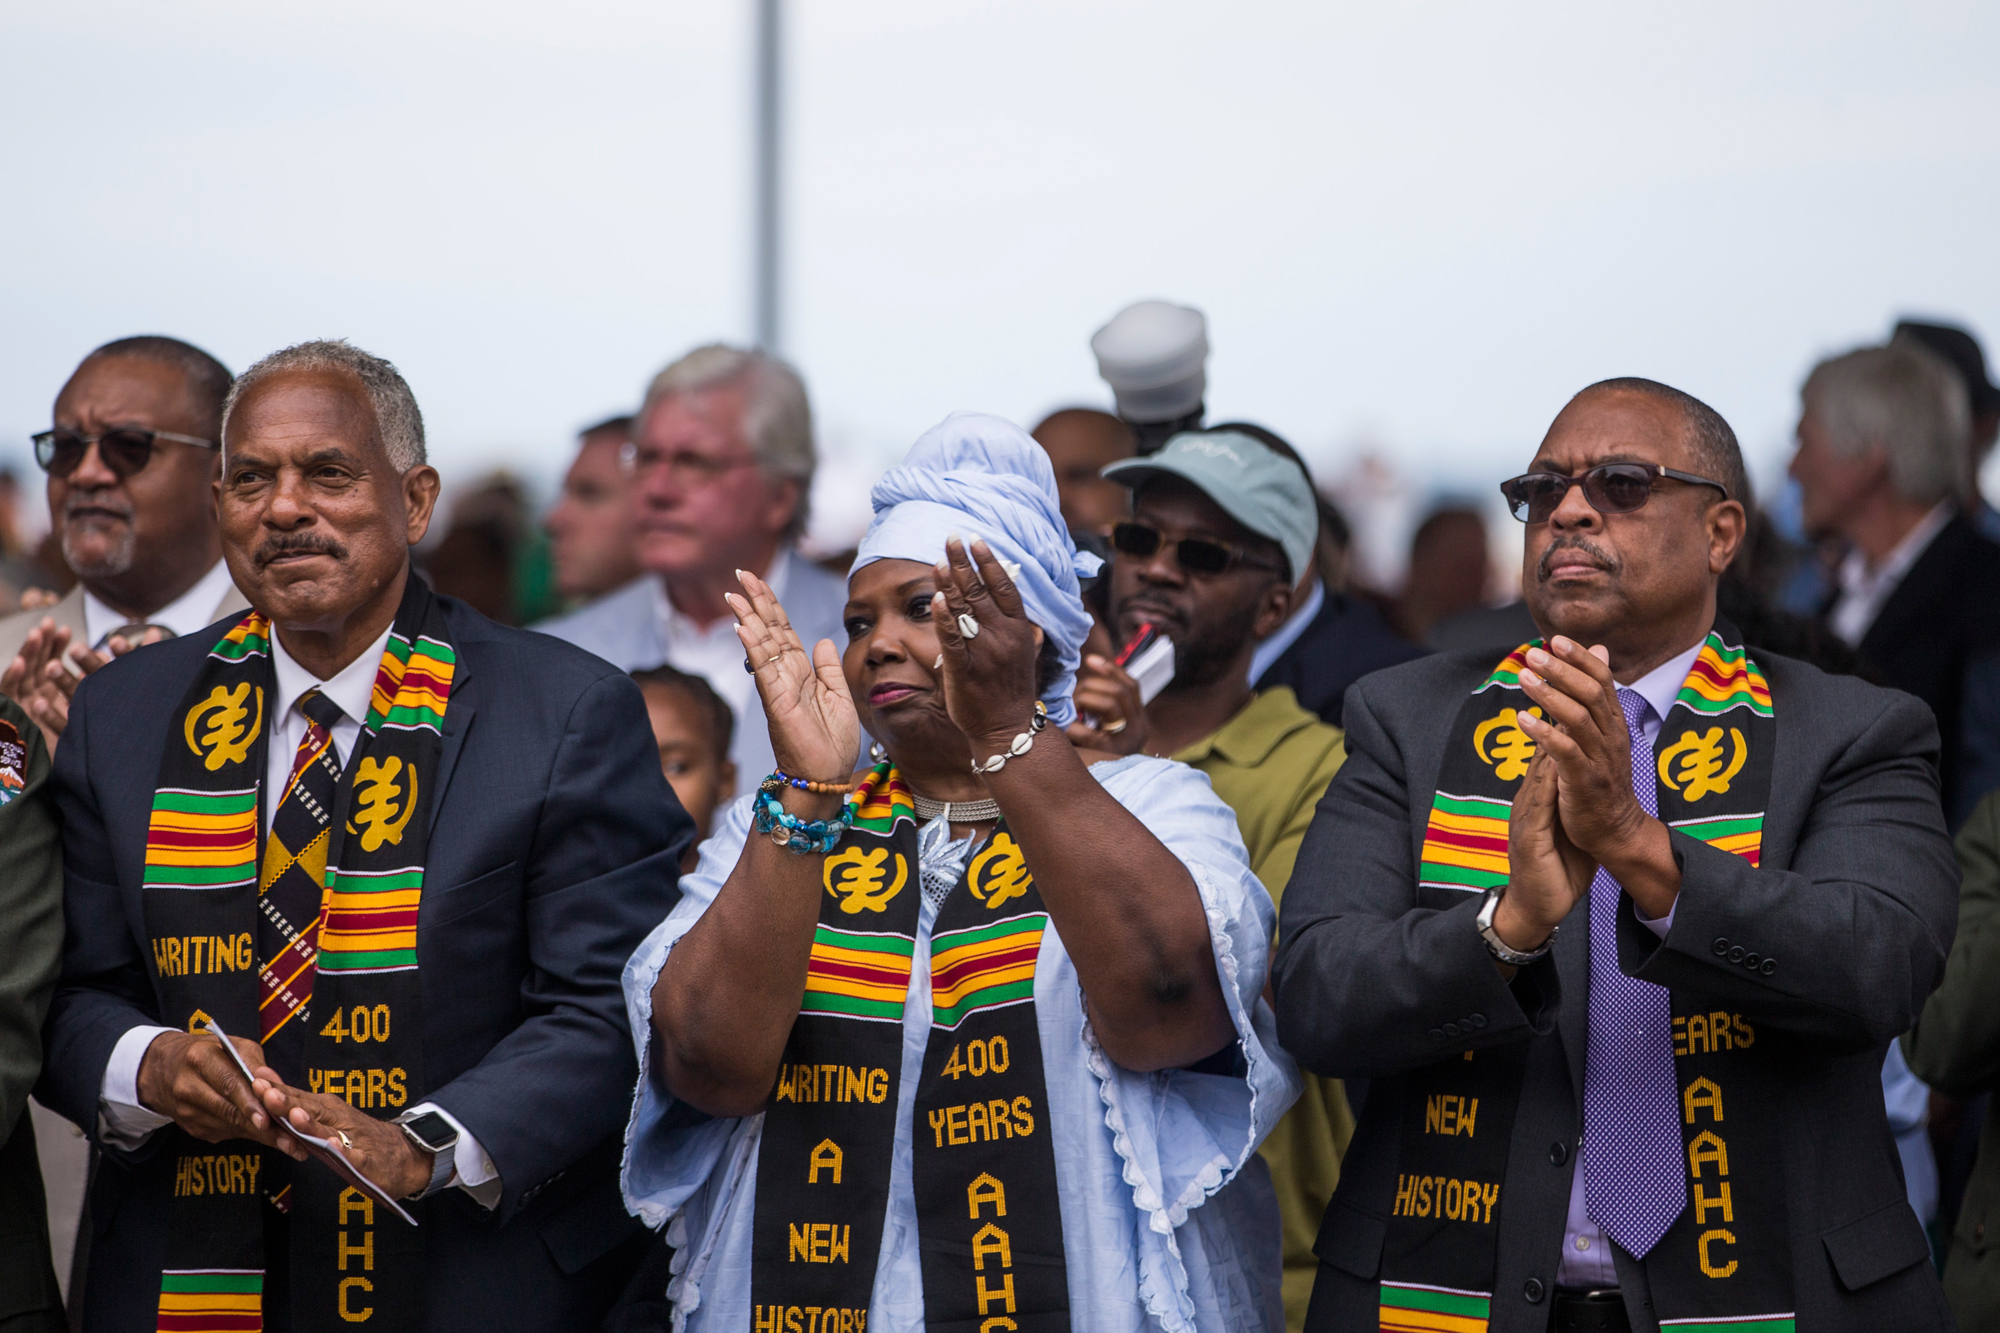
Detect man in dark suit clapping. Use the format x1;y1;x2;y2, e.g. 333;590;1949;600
35;339;690;1332
1277;378;1958;1331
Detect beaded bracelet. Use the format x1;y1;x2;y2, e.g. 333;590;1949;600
753;788;849;854
761;769;858;796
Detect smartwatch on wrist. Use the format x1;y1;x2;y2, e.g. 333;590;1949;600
1476;887;1556;965
393;1109;460;1199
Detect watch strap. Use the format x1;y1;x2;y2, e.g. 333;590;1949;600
1476;887;1555;965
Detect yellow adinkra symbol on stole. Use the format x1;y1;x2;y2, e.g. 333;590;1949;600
823;846;908;914
1473;707;1540;781
347;756;418;851
1657;727;1747;802
968;834;1032;910
184;683;263;771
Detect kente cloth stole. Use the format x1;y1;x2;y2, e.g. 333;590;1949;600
1377;628;1794;1333
751;763;1069;1332
138;576;455;1333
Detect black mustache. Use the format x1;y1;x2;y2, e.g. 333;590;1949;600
1537;536;1620;582
256;534;348;566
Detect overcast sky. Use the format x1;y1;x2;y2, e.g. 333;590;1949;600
5;0;1998;551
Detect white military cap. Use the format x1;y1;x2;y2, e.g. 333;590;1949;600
1090;300;1208;424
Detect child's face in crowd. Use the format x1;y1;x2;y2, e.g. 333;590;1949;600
640;683;736;845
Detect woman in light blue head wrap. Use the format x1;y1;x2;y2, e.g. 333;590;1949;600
620;413;1299;1332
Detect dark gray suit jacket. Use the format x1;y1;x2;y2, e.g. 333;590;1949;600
1274;646;1960;1332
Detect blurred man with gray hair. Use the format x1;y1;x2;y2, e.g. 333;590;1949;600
537;344;844;793
1791;337;2000;827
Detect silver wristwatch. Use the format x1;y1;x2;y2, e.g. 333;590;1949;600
1476;887;1556;965
394;1109;460;1198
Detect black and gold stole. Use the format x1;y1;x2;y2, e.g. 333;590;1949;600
751;764;1068;1332
139;576;455;1332
1376;627;1795;1333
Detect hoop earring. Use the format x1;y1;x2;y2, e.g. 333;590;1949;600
869;741;888;764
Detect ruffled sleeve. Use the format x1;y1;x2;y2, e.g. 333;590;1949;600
1083;756;1302;1328
619;793;757;1231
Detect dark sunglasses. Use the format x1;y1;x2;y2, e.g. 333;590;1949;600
1500;462;1728;524
1111;521;1281;576
31;427;218;480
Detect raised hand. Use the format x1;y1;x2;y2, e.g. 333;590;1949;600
1513;635;1680;921
931;537;1044;759
726;567;859;783
1064;653;1147;755
1496;746;1593;954
0;619;169;752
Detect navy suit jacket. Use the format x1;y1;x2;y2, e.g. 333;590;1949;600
36;591;691;1331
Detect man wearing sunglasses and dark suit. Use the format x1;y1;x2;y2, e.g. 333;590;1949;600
0;337;249;752
1278;377;1957;1332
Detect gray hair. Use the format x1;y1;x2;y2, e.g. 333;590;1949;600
223;339;427;472
1802;341;1971;507
640;344;815;542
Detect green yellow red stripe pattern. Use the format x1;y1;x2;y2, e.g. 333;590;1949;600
1473;643;1538;694
842;762;916;834
207;615;270;663
930;912;1046;1029
1417;793;1511;893
155;1268;262;1332
1378;1281;1490;1332
1675;634;1773;718
1667;812;1763;867
802;924;916;1023
1659;1317;1795;1332
143;788;259;890
317;866;422;972
366;633;454;734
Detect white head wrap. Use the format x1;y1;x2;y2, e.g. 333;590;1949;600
853;412;1104;726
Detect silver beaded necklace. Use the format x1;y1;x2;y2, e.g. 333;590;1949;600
910;792;1002;824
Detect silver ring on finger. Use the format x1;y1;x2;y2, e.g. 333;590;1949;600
957;613;982;640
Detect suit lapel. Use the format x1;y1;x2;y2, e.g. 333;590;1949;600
431;657;474;822
1556;893;1589;1106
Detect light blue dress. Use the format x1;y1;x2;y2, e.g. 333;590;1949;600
620;754;1301;1332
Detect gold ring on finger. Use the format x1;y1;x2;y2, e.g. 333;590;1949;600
1103;717;1128;735
337;1129;354;1149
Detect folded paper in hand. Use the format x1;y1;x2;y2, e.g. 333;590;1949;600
204;1018;418;1227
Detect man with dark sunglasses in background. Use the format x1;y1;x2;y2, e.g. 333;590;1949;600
1066;428;1355;1331
0;337;248;753
1278;377;1956;1332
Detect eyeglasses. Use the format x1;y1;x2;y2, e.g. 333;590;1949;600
1111;521;1281;576
32;427;218;480
1499;462;1728;524
618;439;762;488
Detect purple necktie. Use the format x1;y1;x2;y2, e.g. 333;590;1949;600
1581;687;1687;1258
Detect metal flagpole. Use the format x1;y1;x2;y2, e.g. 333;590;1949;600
753;0;782;353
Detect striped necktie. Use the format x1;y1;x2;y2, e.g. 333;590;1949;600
257;688;347;1046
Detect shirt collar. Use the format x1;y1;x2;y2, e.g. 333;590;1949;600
1172;685;1320;768
654;547;793;635
81;558;239;648
1837;500;1954;601
270;623;394;729
1623;637;1707;725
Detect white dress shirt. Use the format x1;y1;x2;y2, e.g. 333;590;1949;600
97;623;501;1207
1554;636;1702;1287
1829;501;1953;647
81;557;239;649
